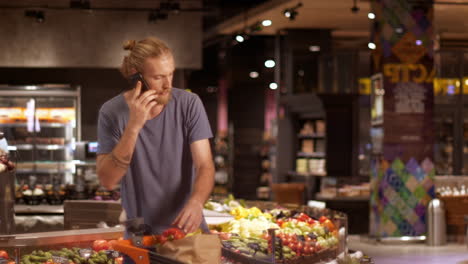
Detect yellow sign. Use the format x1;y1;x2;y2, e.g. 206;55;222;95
383;64;434;83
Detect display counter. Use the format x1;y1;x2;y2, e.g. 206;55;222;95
0;201;352;264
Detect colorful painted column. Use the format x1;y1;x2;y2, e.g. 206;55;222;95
370;0;436;238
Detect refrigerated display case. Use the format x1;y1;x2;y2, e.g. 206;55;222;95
0;84;80;186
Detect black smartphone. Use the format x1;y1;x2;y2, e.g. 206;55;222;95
129;73;150;92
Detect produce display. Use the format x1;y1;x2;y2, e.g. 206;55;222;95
0;196;345;264
209;204;341;263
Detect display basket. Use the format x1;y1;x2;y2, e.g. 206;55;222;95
439;195;468;243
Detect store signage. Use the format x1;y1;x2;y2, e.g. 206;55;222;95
384;64;435;84
394;82;426;114
391;32;427;64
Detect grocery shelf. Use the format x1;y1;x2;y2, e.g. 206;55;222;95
16;169;73;174
297;152;325;158
15;204;64;214
13;144;67;150
0;122;72;128
287;171;326;177
315;194;370;201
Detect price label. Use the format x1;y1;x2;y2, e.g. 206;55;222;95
52;256;70;264
78;248;92;259
105;250;121;259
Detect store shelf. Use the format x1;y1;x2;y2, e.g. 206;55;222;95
13;144;66;150
73;160;97;166
297;152;325;158
16;161;74;174
297;133;326;139
15;204;64;214
16;169;73;174
315;194;370;201
0;122;72;128
288;171;326;177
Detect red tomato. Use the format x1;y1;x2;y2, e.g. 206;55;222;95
319;216;328;223
295;241;304;253
303;246;311;255
0;250;9;259
92;240;110;252
288;242;296;251
162;227;186;241
276;219;284;227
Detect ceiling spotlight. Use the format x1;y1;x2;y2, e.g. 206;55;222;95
264;60;276;68
262;20;272;27
368;42;376;50
148;9;168;23
351;0;359;13
249;71;259;79
269;83;278;90
25;10;45;23
283;2;303;21
235;35;245;43
309;45;320;52
368;12;375;19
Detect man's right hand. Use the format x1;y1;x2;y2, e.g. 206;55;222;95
126;81;159;131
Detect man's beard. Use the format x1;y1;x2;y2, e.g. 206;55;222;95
156;89;172;105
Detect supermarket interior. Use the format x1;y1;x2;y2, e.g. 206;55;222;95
0;0;468;263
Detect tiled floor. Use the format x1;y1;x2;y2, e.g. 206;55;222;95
348;235;468;264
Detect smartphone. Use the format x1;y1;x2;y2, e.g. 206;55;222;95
129;73;150;92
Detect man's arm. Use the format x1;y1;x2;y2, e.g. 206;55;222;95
96;126;140;190
97;81;159;190
173;138;215;233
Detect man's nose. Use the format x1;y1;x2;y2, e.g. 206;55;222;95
163;76;171;88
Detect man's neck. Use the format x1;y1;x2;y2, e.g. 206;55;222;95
148;104;164;119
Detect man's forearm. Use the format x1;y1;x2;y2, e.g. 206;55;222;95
190;164;215;205
97;126;140;189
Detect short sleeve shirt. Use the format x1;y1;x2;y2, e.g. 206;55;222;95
97;88;213;233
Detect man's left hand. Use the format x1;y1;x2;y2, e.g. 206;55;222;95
172;199;203;233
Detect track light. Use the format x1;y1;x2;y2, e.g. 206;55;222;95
25;10;45;23
283;2;303;21
235;35;245;43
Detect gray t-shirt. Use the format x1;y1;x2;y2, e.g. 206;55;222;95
97;88;213;233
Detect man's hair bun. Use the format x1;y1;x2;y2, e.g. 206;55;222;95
123;40;137;51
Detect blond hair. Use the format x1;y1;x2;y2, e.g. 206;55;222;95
120;37;172;79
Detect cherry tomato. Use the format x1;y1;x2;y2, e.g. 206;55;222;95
0;250;9;259
162;227;186;241
319;216;328;223
92;240;110;252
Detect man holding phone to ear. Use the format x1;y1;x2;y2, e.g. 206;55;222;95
96;37;215;237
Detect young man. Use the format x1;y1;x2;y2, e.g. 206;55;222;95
96;37;214;235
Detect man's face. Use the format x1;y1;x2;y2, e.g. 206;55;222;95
141;54;175;105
